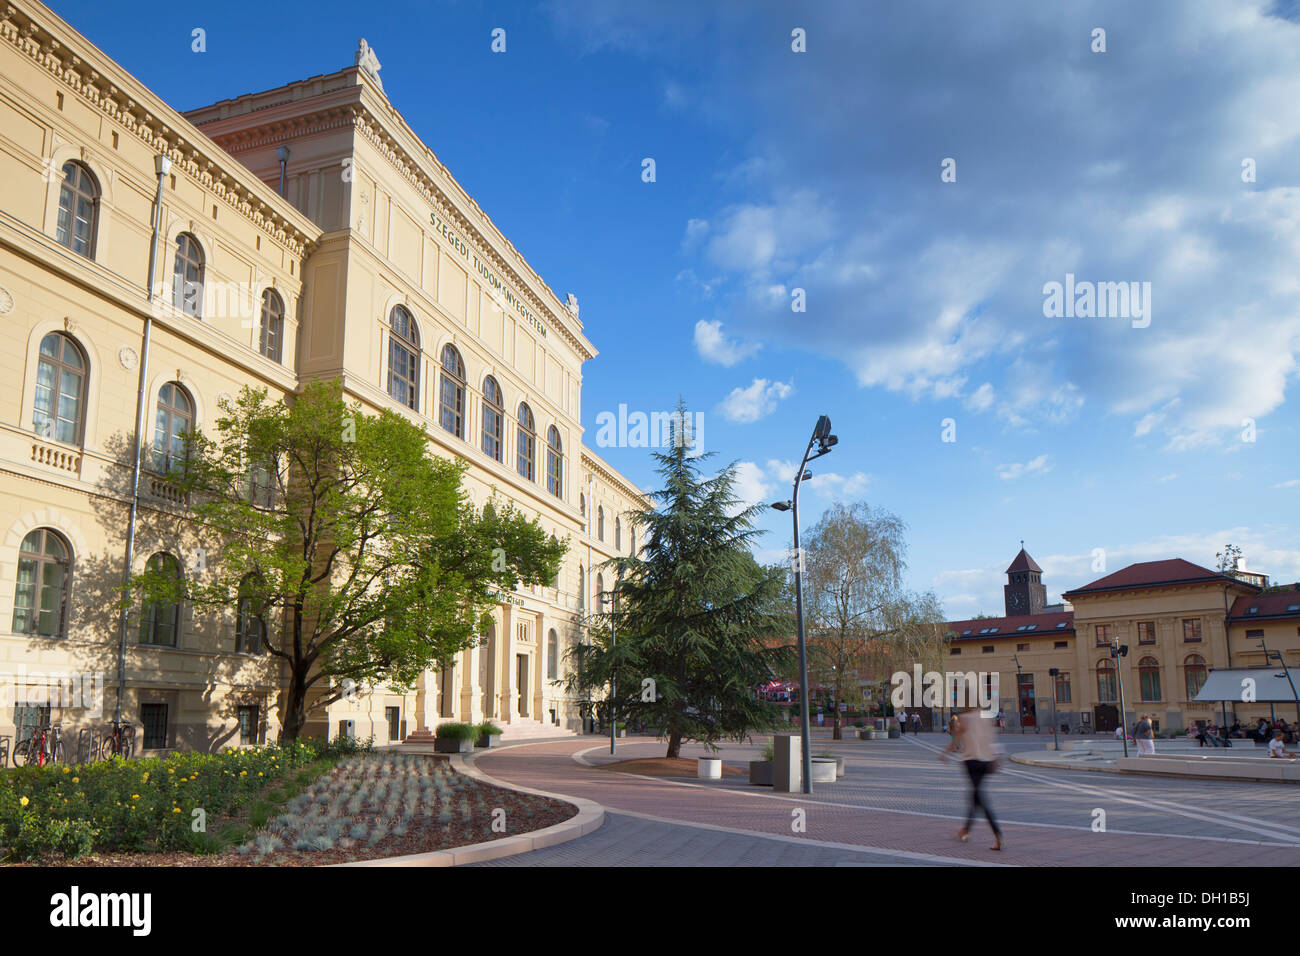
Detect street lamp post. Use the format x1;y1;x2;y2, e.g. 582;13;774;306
1111;640;1130;758
1048;667;1060;751
771;414;837;795
606;584;617;756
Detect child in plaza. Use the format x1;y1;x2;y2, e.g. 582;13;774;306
941;706;1004;851
1268;730;1298;759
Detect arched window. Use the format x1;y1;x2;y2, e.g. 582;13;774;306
152;382;193;475
595;573;605;605
547;629;559;681
1096;659;1117;703
615;518;622;551
140;552;182;647
439;344;465;437
517;403;535;480
481;376;503;461
56;161;99;257
12;528;71;638
33;332;86;445
235;573;267;654
172;233;205;317
577;564;584;609
1138;657;1161;702
1184;654;1207;700
387;306;420;410
597;506;605;541
259;289;285;363
630;529;637;556
546;426;563;498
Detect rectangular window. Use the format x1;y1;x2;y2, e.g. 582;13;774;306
1137;621;1156;644
1054;640;1069;649
385;706;401;742
1245;629;1264;640
1183;619;1202;642
141;703;168;750
1017;643;1029;652
1095;624;1111;647
982;645;994;653
950;647;961;655
1055;671;1071;703
237;705;259;745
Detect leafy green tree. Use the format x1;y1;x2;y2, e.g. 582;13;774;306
133;381;565;742
565;418;793;758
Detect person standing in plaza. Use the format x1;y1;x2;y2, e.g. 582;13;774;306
1135;714;1155;757
941;707;1004;851
911;711;921;734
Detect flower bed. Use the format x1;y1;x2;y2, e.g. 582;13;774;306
5;751;576;866
0;742;325;863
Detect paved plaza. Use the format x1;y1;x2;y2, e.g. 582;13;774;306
470;732;1300;866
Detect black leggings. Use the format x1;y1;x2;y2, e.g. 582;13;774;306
963;759;1001;837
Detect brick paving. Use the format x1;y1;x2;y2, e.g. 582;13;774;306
472;733;1300;867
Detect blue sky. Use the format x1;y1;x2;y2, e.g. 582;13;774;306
50;0;1300;617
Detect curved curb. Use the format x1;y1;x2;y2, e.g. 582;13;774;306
330;744;604;867
1009;752;1122;774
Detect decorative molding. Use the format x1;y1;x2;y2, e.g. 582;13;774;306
117;346;138;370
0;2;317;258
0;285;13;315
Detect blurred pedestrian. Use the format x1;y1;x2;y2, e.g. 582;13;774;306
941;707;1004;851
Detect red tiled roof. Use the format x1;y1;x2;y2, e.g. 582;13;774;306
1062;559;1249;597
944;610;1074;641
1228;586;1300;622
1005;549;1042;574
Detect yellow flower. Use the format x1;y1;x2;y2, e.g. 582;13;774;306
257;772;263;777
131;794;140;800
172;807;181;814
72;777;79;784
142;772;150;781
19;796;29;807
168;768;175;774
240;770;247;776
62;767;70;774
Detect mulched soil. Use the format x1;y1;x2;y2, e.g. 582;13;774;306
600;757;746;778
24;760;576;867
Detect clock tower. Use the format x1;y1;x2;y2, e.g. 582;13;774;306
1004;544;1047;616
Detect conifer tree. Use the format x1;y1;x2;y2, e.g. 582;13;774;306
567;409;793;758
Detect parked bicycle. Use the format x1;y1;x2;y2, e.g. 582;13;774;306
100;722;135;760
12;722;63;767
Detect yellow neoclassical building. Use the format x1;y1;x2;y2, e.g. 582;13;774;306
0;0;647;755
944;550;1300;735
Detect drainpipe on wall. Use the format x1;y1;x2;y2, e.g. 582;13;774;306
277;146;289;198
114;152;171;727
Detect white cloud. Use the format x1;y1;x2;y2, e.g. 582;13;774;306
694;319;760;366
1273;479;1300;488
996;454;1052;480
763;458;870;500
719;378;794;423
966;382;995;412
731;460;773;511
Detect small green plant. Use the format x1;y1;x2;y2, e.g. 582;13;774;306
760;741;775;762
434;722;478;741
477;721;504;737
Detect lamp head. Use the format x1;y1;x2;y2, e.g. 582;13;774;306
813;415;832;441
770;500;792;512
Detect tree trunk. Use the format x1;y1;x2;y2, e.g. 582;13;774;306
666;730;683;759
280;664;310;743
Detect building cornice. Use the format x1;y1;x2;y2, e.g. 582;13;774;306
580;449;651;509
188;74;596;363
0;1;320;257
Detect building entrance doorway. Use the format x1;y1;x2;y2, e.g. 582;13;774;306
1017;673;1037;728
516;654;529;718
1093;704;1119;732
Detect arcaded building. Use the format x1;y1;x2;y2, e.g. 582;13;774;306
0;0;645;754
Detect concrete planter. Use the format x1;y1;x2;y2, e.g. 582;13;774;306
475;734;502;749
809;758;837;783
434;737;475;753
888;727;900;739
697;757;723;779
749;760;774;786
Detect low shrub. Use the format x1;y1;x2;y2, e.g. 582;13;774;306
0;742;319;862
434;723;478;741
476;721;504;737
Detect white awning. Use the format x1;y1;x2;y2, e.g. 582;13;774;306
1194;667;1300;704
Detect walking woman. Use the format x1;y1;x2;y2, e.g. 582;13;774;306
941;707;1004;851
